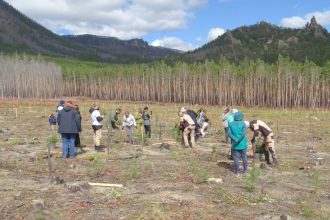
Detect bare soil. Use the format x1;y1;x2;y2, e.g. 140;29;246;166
0;99;329;220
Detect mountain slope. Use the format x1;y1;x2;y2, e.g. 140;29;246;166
0;0;101;60
0;0;178;62
63;35;179;62
182;17;330;65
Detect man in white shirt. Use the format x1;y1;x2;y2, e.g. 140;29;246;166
123;111;136;145
90;104;104;150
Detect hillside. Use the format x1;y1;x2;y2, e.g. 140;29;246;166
0;0;178;62
182;17;330;65
63;35;179;62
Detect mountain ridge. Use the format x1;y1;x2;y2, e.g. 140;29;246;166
1;0;330;65
0;0;178;63
180;17;330;65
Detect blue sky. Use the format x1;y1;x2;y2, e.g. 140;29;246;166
5;0;330;51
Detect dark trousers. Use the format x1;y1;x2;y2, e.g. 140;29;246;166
144;125;151;138
232;149;248;174
75;133;81;147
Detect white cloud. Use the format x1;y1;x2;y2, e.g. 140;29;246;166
5;0;208;40
195;36;203;42
280;10;330;28
207;27;225;42
151;37;195;51
280;16;306;28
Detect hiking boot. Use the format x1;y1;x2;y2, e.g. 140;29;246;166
273;158;278;165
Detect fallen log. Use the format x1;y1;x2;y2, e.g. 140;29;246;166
88;183;124;188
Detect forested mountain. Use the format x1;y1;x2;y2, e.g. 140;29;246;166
0;0;178;62
63;35;180;62
180;17;330;66
1;0;330;65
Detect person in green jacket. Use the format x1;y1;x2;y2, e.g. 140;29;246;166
108;108;122;129
228;111;248;175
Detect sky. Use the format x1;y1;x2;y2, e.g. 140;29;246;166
5;0;330;51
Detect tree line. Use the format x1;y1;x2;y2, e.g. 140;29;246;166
1;55;330;108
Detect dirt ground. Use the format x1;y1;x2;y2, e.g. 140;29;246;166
0;99;329;220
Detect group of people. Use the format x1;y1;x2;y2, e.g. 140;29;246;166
178;106;277;175
50;101;153;159
177;107;209;148
221;107;277;175
48;100;82;159
51;100;277;175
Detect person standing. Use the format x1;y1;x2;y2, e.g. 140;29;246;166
108;108;122;129
122;111;136;144
90;104;104;151
57;101;81;159
247;120;277;165
49;113;57;131
227;111;248;175
227;108;238;160
56;99;65;112
134;108;143;136
107;108;122;144
142;106;152;138
221;107;231;143
74;104;82;151
198;108;209;137
179;107;196;148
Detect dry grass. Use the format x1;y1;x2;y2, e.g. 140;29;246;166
0;99;330;219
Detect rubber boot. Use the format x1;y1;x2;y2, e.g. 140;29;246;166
264;151;271;165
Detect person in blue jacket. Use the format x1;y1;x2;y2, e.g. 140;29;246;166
48;113;57;131
228;111;248;175
57;101;81;159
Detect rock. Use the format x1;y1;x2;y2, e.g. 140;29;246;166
280;214;291;220
51;176;64;185
316;158;324;166
207;178;223;184
31;199;44;208
65;181;90;192
159;143;171;151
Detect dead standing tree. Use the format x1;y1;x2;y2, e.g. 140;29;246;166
1;56;330;108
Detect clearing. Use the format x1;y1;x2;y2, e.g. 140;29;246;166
0;99;329;220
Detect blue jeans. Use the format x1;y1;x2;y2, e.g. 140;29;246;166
61;133;76;158
233;149;248;174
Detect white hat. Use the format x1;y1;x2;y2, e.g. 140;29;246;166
180;107;187;113
231;108;238;114
244;121;250;128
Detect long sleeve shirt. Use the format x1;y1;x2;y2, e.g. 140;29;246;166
123;114;136;127
180;113;195;126
250;120;272;140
